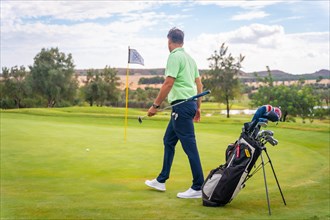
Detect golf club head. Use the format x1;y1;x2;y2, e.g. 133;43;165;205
257;130;274;140
263;130;274;137
265;136;278;146
256;130;264;141
138;116;143;124
257;121;268;128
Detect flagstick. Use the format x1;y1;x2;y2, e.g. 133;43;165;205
125;46;144;142
124;56;130;143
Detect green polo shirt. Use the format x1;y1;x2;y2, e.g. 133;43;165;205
165;47;200;104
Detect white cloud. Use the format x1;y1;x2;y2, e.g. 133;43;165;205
1;1;328;74
187;24;329;74
270;16;303;23
196;0;282;9
231;11;270;21
228;24;284;47
0;1;159;21
0;1;183;69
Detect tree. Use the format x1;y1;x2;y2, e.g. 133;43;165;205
0;66;30;108
295;85;320;123
28;47;77;107
82;69;101;106
82;66;120;106
202;43;245;118
101;65;120;104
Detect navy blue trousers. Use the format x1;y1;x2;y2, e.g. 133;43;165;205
156;101;204;190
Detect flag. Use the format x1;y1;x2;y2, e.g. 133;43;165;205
124;47;144;143
128;48;144;65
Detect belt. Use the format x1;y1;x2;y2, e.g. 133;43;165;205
170;99;196;105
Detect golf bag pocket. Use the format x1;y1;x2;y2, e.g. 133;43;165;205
202;165;226;207
202;136;258;207
225;143;236;162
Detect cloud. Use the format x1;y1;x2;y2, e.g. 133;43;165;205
0;1;185;69
270;16;303;23
187;24;329;74
228;24;284;47
0;1;159;22
196;0;282;10
231;11;270;21
1;1;328;74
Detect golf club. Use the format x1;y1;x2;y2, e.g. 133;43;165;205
138;90;211;124
257;130;274;141
251;120;268;138
257;121;268;127
264;136;278;146
258;134;278;146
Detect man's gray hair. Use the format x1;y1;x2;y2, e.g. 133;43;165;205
167;27;184;44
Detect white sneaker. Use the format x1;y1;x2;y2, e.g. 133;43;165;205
145;179;166;191
177;188;202;199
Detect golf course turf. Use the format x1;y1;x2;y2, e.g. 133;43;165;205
1;107;329;219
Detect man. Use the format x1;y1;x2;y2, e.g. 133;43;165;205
145;27;204;199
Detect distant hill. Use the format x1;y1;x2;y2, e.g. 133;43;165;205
241;69;329;81
75;68;330;81
294;69;330;80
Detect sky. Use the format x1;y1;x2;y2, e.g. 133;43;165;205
1;0;329;74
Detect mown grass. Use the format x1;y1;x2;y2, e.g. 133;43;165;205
1;107;329;220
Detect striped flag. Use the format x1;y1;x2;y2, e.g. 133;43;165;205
128;48;144;65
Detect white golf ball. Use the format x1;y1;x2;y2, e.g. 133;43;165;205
86;148;90;151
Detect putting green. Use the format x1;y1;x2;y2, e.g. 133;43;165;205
1;108;329;219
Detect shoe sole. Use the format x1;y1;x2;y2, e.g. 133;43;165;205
177;194;202;199
145;182;166;192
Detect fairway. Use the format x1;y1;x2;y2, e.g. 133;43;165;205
1;107;329;219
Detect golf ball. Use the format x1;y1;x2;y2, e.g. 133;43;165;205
86;148;90;151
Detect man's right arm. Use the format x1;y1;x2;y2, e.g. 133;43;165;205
195;77;203;109
194;77;203;122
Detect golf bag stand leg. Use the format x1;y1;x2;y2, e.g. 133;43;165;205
260;151;272;215
263;148;287;206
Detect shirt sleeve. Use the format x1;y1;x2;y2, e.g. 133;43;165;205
194;64;200;78
165;54;180;78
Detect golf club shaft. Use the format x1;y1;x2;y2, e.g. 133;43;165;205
161;89;211;110
138;90;211;123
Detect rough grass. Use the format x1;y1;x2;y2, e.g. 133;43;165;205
1;107;329;219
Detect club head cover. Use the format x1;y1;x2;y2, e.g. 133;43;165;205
263;107;282;122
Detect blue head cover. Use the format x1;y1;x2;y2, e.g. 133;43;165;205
252;105;281;123
246;105;282;134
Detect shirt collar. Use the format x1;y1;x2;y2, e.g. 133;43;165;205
171;47;184;54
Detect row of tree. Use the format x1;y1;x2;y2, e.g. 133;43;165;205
0;47;163;109
200;44;328;121
1;48;77;108
250;67;329;122
138;76;164;85
1;46;328;122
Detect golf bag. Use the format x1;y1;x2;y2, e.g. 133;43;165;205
202;105;282;207
202;132;261;207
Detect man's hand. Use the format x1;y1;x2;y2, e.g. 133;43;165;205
147;106;157;117
194;108;201;122
147;76;175;117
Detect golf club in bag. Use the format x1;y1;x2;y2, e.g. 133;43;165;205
138;90;211;124
202;105;286;215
